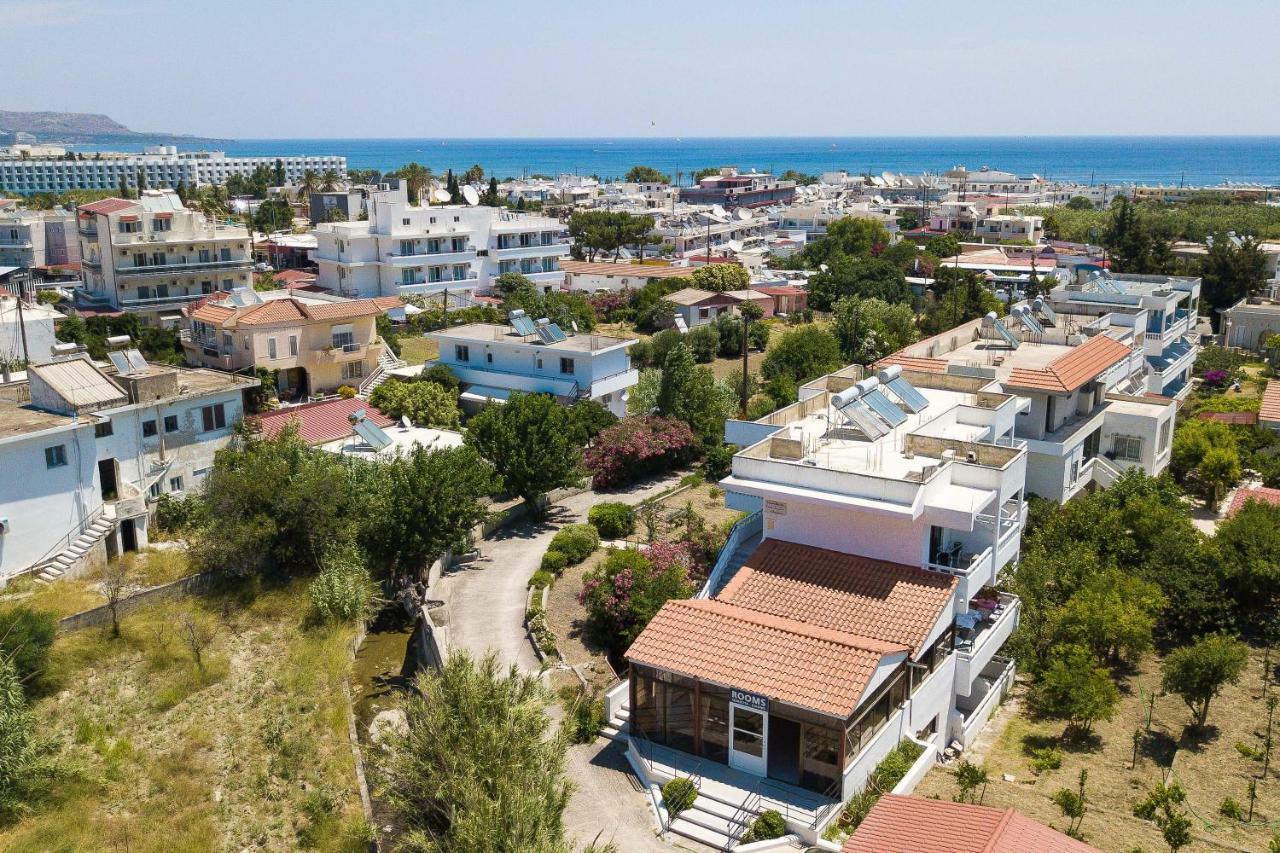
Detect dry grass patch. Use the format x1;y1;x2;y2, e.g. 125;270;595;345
397;335;438;366
0;577;370;852
914;648;1280;852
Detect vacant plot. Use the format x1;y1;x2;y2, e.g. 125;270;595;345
396;335;438;366
0;577;368;852
914;648;1280;852
0;549;200;620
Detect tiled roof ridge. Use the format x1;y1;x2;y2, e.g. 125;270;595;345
980;808;1018;853
681;598;908;656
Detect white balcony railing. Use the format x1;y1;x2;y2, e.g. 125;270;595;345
955;594;1020;696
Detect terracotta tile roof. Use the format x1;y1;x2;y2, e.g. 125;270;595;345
843;794;1099;853
237;299;308;325
1196;410;1258;425
561;260;695;279
303;298;399;320
77;198;137;215
190;302;237;326
874;353;948;374
250;397;393;445
1004;334;1132;394
273;268;317;284
1227;486;1280;517
718;539;955;657
1261;380;1280;423
626;598;906;718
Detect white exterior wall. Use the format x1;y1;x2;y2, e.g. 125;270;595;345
762;499;926;566
0;152;345;194
0;299;61;363
0;422;102;581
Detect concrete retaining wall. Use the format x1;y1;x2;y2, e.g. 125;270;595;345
57;569;219;632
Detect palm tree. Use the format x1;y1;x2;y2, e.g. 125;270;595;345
321;169;340;192
397;162;432;206
297;169;320;198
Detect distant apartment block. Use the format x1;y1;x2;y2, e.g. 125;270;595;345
618;363;1028;846
928;197;1044;243
681;167;797;209
0;199;78;269
183;288;402;399
0;350;253;584
310;184;570;300
424;315;638;417
0;147;346;195
75;190;253;325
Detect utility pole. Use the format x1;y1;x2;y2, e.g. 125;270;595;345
14;270;31;365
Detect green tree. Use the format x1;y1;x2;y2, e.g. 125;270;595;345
1201;232;1269;321
1029;644;1120;736
954;760;989;804
466;393;582;516
381;652;572;852
1050;568;1164;665
799;217;891;268
392;162;433;205
690;263;750;293
320;168;341;192
252;197;294;234
463;164;485;185
656;343;733;446
1161;634;1249;728
1197;445;1242;509
807;255;910;311
920;271;1005;336
925;233;961;259
272;158;286;185
832;296;918;364
368;380;460;428
1066;196;1095;211
297;168;320;199
579;548;696;653
486;176;500;206
1215;499;1280;631
761;325;843;384
624;165;670;184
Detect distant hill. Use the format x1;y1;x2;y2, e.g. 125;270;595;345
0;110;230;145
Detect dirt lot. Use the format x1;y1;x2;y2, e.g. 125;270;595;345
915;649;1280;852
396;335;438;366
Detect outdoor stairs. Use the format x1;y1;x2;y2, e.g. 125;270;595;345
601;701;630;742
707;532;763;598
357;350;408;399
668;781;761;851
32;513;116;586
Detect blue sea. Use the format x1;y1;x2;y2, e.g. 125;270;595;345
87;137;1280;186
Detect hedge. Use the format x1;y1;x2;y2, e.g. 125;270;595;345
587;503;635;539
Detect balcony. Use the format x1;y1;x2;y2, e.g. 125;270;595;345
589;367;640;399
116;258;252;278
954;593;1020;696
119;292;212;311
490;241;571;259
318;342;369;362
958;657;1016;749
924;545;994;602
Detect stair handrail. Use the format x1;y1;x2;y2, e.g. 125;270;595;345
724;787;762;851
27;504;107;573
698;509;763;599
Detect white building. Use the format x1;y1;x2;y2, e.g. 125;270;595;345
311;184;570;300
75;190;253;325
422;316;638;417
0;350;253;585
0;200;78;270
617;363;1028;847
0;147;346;195
0;291;63;367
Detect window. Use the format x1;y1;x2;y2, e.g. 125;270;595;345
200;403;227;432
699;307;710;319
1111;434;1143;462
149;482;161;499
331;324;355;349
288;335;298;357
164;415;180;433
342;361;365;380
44;444;67;468
455;344;470;362
402;218;410;226
486;351;493;363
94;419;113;438
1158;419;1172;453
560;357;575;375
169;476;184;492
267;337;277;359
142;419;158;438
193;467;211;480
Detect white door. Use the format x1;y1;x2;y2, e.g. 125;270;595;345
729;704;767;776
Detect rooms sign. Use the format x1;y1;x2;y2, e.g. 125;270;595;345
731;688;769;713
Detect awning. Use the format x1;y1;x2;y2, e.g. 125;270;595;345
460;385;512;403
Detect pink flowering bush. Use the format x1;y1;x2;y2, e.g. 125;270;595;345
585;416;698;490
579;546;696;654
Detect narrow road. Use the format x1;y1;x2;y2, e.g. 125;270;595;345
435;474;683;672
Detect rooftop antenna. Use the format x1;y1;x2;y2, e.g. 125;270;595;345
461;185;480;206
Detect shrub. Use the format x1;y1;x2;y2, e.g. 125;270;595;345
686;325;719;363
702;442;737;481
1220;796;1245;820
336;384;357;399
661;777;697;817
528;570;554;589
418;363;461;393
741;809;786;843
540;550;568;575
579;548;696;654
549;524;599;565
585;416;699;490
152;492;204;537
828;740;925;837
369;379;460;428
561;688;606;745
0;658;59;822
0;607;57;687
1029;745;1064;774
525;607;557;658
588;503;635;539
309;543;380;624
680;472;704;489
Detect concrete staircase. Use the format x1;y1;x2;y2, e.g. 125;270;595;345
357;349;408;399
601;698;630;742
32;513;116;585
707;531;763;598
668;785;760;851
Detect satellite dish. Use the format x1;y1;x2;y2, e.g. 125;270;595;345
432;188;452;203
736;207;751;221
461;185;480;206
710;204;727;219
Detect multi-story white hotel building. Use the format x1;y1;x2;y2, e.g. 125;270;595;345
612;363;1027;848
310;184;570;300
0;147;346;195
0;200;78;269
75;190;253;325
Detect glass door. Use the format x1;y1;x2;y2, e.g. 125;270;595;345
729;705;767;776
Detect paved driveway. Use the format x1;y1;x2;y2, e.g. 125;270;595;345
435;475;683;672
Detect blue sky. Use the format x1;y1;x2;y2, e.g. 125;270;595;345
5;0;1279;138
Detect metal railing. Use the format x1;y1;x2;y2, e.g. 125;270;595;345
117;258;251;278
724;790;761;850
27;504;107;574
699;509;763;598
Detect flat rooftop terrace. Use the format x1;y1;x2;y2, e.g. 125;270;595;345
0;397;75;440
430;323;635;352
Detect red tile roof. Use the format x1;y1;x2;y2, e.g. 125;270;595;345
1227;486;1280;517
627;598;905;717
843;794;1099;853
274;268;317;284
237;299;309;325
77;198;137;215
250;397;393;446
189;302;237;325
189;296;402;328
1196;410;1258;425
1005;334;1132;394
875;354;949;374
718;539;956;657
1261;380;1280;424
